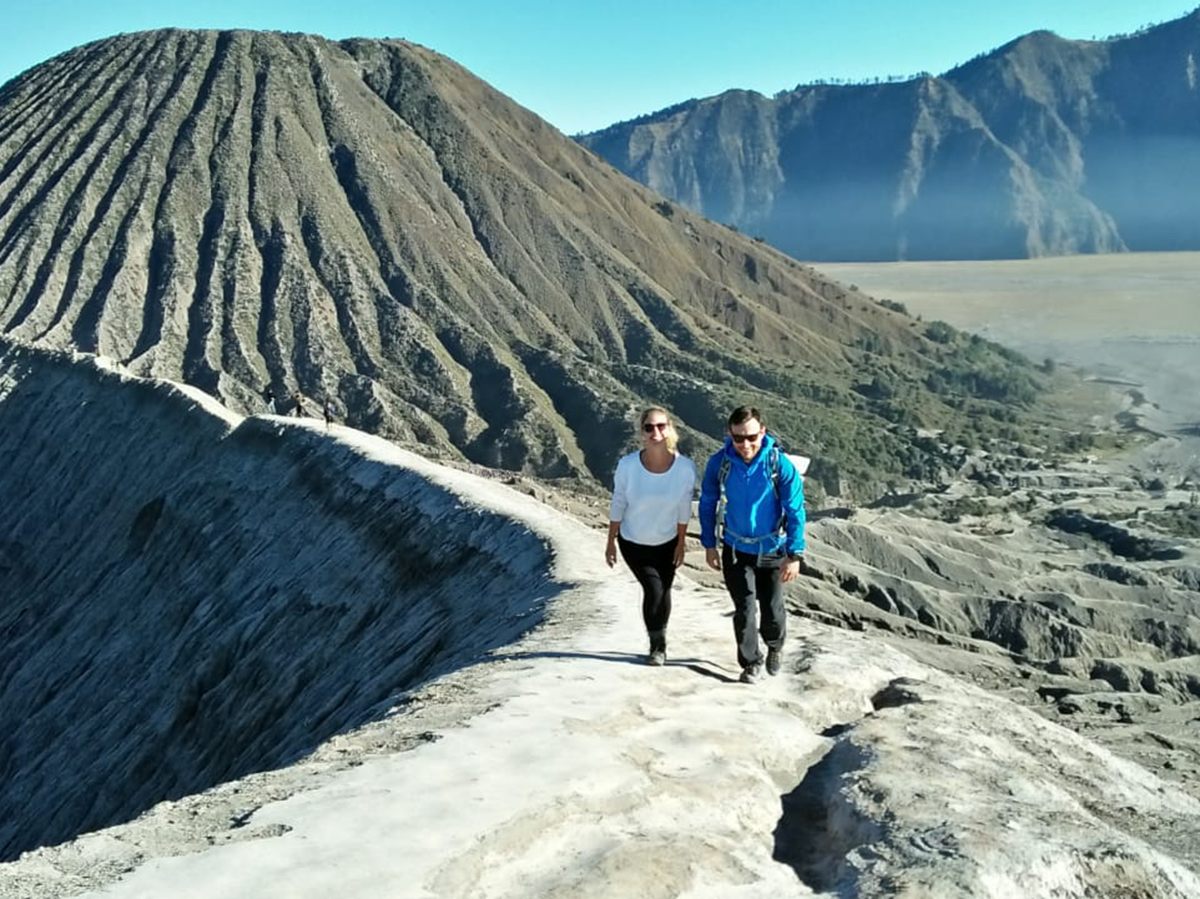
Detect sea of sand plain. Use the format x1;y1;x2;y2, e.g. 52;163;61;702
820;252;1200;431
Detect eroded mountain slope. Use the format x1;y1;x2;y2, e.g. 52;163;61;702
0;30;1047;493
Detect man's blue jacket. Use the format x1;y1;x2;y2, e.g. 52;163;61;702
698;433;806;556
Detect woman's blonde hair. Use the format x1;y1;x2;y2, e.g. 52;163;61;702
639;406;679;452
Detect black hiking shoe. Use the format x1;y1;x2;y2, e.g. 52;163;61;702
766;647;782;676
739;662;763;684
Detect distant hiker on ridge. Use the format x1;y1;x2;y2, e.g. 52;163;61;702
264;388;276;415
292;392;305;417
606;407;697;666
322;398;336;430
699;406;806;684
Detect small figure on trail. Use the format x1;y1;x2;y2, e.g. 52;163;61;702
606;407;697;667
698;406;806;684
292;392;305;418
264;388;276;415
322;398;336;430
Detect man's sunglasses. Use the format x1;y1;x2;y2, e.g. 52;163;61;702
731;431;762;443
643;422;669;433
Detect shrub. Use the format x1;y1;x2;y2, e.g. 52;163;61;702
924;320;956;343
877;298;909;315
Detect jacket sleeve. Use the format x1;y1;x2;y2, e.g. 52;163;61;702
779;456;807;554
697;453;721;548
608;458;628;523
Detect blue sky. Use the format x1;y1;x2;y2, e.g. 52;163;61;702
2;2;1195;134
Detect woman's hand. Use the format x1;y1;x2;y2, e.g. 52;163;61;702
605;538;618;568
673;541;686;568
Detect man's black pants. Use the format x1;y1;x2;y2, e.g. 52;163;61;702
722;544;785;668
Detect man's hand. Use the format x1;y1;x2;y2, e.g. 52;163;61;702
705;547;721;571
781;558;800;583
605;539;617;568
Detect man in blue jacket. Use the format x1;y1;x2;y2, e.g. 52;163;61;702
699;406;806;684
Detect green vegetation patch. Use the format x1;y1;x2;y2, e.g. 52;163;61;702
1145;504;1200;539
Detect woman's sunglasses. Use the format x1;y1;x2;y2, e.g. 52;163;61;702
642;422;669;433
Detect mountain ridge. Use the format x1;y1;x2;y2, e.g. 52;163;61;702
579;9;1200;260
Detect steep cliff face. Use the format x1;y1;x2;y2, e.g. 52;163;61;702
0;31;1048;493
0;336;565;862
580;10;1200;260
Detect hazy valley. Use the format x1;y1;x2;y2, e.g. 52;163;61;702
819;252;1200;440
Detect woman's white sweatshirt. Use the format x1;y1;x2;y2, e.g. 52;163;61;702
608;451;697;546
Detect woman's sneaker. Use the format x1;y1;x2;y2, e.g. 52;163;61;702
766;647;782;676
648;649;666;666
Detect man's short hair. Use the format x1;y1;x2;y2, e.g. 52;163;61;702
728;406;764;429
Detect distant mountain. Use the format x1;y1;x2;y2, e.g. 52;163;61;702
579;10;1200;260
0;31;1051;494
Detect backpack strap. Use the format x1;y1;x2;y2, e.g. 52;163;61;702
769;446;786;532
716;455;731;544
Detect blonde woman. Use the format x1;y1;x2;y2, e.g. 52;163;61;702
605;407;697;665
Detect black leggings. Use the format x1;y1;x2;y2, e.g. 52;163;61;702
617;535;676;650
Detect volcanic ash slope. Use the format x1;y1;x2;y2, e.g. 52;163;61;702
0;334;576;864
1;339;1198;898
0;29;1049;491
